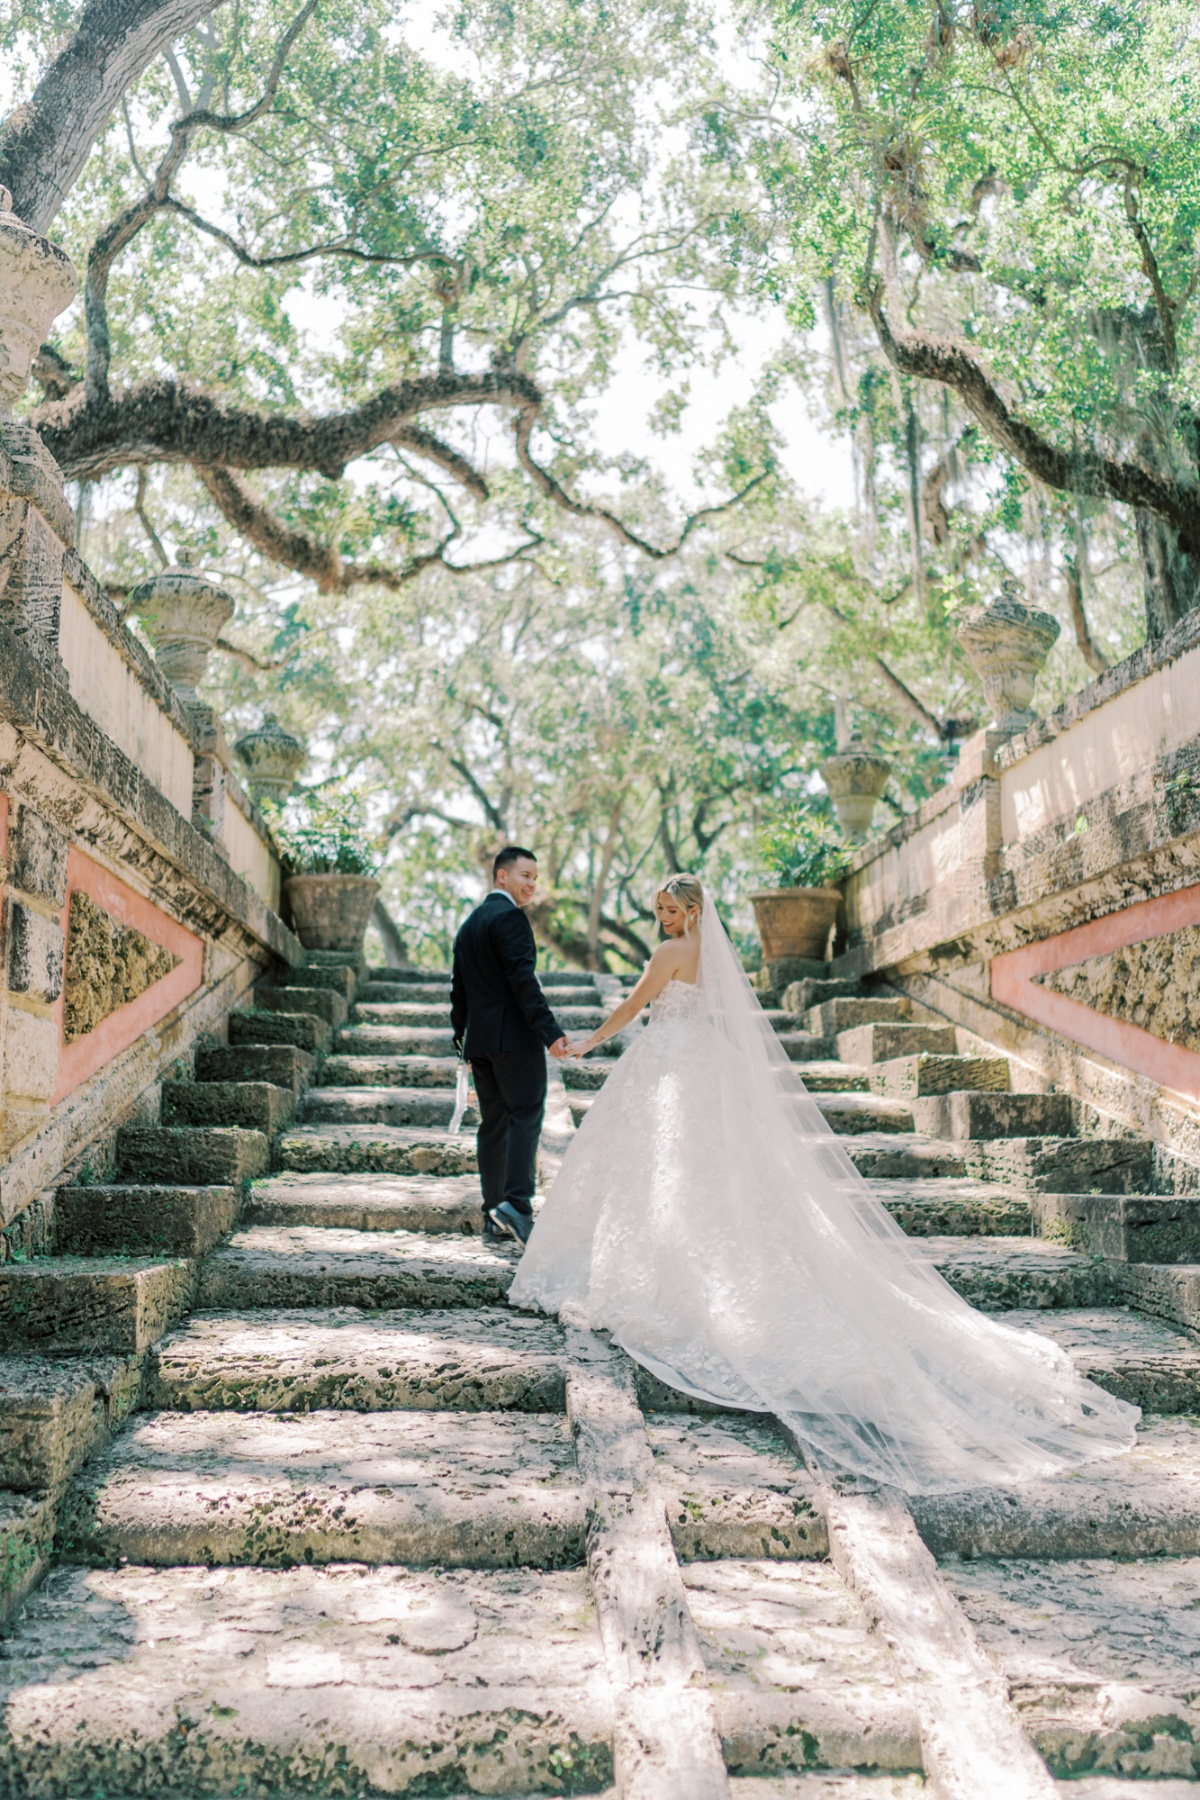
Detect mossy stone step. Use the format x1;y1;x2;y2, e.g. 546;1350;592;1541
352;1001;455;1027
56;1183;239;1257
920;1235;1113;1311
561;1062;612;1092
1000;1307;1200;1413
338;1024;456;1057
846;1133;968;1180
1033;1192;1200;1264
244;1172;483;1233
147;1306;567;1413
277;963;357;999
780;975;862;1015
161;1079;295;1136
195;1041;315;1094
254;983;348;1029
117;1125;269;1186
278;1123;477;1177
867;1177;1033;1237
229;1008;331;1055
870;1053;1011;1099
809;995;910;1035
774;1031;834;1063
911;1090;1073;1140
0;1352;143;1492
197;1225;516;1311
318;1053;459;1089
793;1061;870;1093
301;1086;479;1130
836;1022;958;1065
0;1563;614;1793
815;1094;914;1135
58;1408;587;1570
0;1257;192;1354
961;1135;1154;1194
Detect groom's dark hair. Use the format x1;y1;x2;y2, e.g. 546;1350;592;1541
493;844;537;878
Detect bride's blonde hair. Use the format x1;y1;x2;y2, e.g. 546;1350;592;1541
655;873;704;924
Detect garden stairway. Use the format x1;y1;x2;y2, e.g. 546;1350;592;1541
1;962;1200;1791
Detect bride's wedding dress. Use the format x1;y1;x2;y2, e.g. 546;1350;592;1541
509;899;1138;1495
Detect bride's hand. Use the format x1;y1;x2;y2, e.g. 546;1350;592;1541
571;1035;596;1058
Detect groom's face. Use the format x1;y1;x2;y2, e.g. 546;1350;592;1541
495;856;539;906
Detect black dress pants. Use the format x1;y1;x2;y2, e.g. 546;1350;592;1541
470;1047;547;1218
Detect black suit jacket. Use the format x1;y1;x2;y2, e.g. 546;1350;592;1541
450;892;564;1058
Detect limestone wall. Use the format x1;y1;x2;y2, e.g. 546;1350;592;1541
0;419;301;1237
840;608;1200;1170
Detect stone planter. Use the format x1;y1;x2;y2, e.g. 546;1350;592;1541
957;580;1061;731
0;188;77;417
235;716;306;803
819;740;891;842
749;887;842;964
129;564;236;704
284;873;381;951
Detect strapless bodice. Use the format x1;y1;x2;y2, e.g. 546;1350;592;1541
648;978;705;1025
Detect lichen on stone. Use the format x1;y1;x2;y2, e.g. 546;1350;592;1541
63;890;181;1043
1036;923;1200;1055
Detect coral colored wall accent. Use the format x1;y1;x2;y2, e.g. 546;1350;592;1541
50;849;204;1105
991;883;1200;1102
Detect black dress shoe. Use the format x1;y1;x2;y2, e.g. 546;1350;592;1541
490;1201;534;1245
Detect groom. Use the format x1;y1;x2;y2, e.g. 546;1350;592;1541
450;846;570;1245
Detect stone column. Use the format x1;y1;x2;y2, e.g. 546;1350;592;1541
128;564;237;852
0;188;78;675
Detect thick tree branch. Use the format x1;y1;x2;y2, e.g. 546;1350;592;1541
866;285;1200;554
0;0;215;230
35;368;542;482
1065;560;1110;676
393;426;489;500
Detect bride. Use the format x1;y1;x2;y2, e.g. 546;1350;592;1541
509;873;1138;1494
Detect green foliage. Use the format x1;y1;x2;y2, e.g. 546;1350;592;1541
755;803;850;891
269;788;383;876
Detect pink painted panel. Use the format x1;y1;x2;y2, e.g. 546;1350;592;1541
991;882;1200;1101
50;848;204;1105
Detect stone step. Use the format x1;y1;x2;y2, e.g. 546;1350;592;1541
55;1184;239;1258
301;1086;479;1130
794;1060;870;1093
648;1414;826;1560
815;1093;914;1135
278;1123;477;1177
58;1408;587;1569
229;1008;331;1055
352;1001;456;1027
0;1352;144;1492
359;980;456;1004
780;975;862;1015
278;963;357;999
961;1134;1155;1194
912;1414;1200;1559
867;1178;1033;1236
244;1172;483;1233
339;1023;456;1057
0;1563;614;1792
373;964;452;982
197;1226;516;1311
1032;1193;1200;1264
912;1090;1074;1140
147;1307;567;1413
560;1062;611;1092
836;1022;959;1064
775;1031;834;1063
947;1553;1200;1783
0;1257;192;1354
117;1124;270;1187
919;1235;1113;1311
870;1053;1011;1099
195;1041;316;1094
845;1132;968;1180
254;983;348;1029
319;1053;460;1088
808;995;911;1035
1000;1307;1200;1413
568;1095;593;1126
161;1079;295;1136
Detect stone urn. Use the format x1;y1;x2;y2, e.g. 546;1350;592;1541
819;740;892;842
749;887;842;963
957;580;1061;731
284;873;381;951
129;563;235;704
234;715;306;803
0;187;77;417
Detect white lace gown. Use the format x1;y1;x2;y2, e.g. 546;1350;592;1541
509;974;1139;1495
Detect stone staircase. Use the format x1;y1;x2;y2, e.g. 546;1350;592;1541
1;954;1200;1792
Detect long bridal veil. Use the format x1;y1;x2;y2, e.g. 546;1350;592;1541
607;895;1137;1494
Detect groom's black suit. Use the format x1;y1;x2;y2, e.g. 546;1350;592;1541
450;891;565;1223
